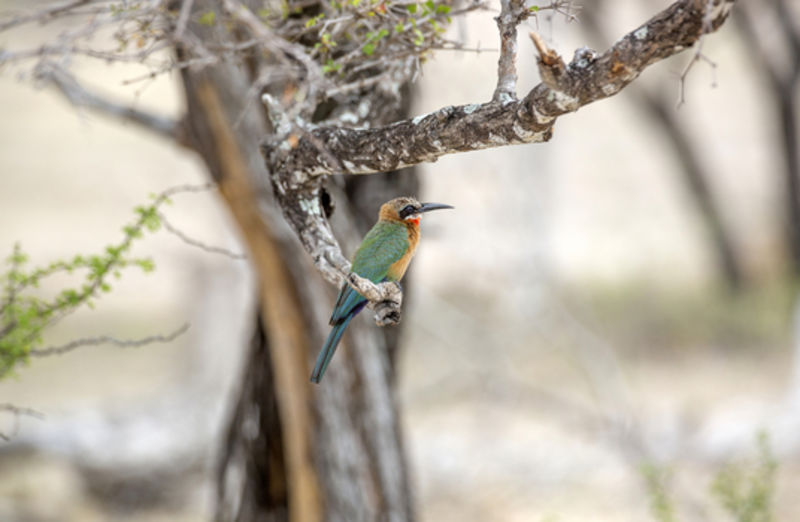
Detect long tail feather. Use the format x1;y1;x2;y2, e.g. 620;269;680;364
310;315;354;383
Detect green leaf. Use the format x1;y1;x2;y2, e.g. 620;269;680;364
395;23;404;33
143;212;160;232
7;247;28;266
406;3;417;13
435;4;450;14
413;28;424;46
424;0;434;12
529;5;539;12
362;42;376;55
136;258;155;273
305;13;324;28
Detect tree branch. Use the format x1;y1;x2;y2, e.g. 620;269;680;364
0;0;90;32
492;0;528;102
261;0;736;317
0;403;44;441
29;323;190;357
159;212;248;260
34;61;183;144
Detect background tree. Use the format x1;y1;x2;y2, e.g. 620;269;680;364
0;0;737;520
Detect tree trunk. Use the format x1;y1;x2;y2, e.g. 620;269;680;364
734;3;800;277
175;4;417;520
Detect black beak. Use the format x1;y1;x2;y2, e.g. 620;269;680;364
417;202;454;213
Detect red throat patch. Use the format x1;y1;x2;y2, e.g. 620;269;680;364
407;217;421;226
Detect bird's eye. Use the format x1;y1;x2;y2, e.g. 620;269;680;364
400;204;416;217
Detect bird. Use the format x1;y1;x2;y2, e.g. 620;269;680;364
310;196;453;383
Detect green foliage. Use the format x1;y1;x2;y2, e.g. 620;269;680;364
322;58;342;73
285;0;457;75
711;432;777;522
361;28;389;56
305;13;325;28
641;463;677;522
0;196;168;380
638;433;778;522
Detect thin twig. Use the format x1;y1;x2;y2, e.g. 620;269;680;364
0;403;45;441
677;0;718;107
159;212;247;260
0;0;90;32
160;182;217;199
29;323;190;357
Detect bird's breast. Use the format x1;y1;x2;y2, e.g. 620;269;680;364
387;223;419;281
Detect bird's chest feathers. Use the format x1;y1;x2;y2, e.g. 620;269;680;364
387;223;419;280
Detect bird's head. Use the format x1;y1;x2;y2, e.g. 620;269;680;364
379;197;454;226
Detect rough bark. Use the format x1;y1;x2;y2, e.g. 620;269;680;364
176;2;416;521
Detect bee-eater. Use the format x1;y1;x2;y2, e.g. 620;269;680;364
310;196;453;383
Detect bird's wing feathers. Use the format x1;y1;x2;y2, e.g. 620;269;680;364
329;222;408;325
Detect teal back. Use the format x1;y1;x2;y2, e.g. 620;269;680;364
330;221;409;325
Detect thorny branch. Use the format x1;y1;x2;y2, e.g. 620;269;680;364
263;0;736;322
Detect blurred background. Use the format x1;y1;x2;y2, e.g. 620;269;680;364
1;0;799;520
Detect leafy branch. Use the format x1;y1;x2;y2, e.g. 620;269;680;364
0;183;217;379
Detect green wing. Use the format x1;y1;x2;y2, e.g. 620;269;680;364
329;221;408;325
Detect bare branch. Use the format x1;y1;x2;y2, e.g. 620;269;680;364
0;403;45;441
29;323;190;357
34;61;181;143
0;0;90;32
174;0;195;42
263;0;736;314
160;182;217;199
677;0;719;107
159;212;247;260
